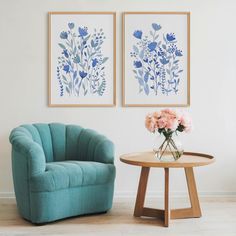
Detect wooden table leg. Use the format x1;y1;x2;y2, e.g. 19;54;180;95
134;167;150;217
164;168;170;227
171;167;202;219
185;167;202;217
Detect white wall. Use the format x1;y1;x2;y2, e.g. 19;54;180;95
0;0;236;198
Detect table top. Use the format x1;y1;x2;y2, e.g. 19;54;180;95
120;151;215;168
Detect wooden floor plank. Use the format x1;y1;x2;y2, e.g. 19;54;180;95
0;198;236;235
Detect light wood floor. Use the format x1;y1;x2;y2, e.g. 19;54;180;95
0;197;236;236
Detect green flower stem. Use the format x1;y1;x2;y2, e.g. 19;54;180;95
157;135;182;161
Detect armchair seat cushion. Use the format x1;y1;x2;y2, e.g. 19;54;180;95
30;161;115;192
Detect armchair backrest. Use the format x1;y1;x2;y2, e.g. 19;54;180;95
10;123;114;164
10;123;83;162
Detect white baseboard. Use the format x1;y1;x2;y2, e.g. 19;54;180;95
0;192;15;198
1;191;236;200
114;191;236;200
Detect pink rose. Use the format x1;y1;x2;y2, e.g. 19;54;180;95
166;118;179;131
157;117;167;129
179;113;192;132
145;114;156;132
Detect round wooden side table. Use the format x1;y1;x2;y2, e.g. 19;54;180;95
120;151;215;227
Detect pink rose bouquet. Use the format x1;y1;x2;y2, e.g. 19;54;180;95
145;109;192;160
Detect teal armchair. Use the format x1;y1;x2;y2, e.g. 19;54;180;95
9;123;115;224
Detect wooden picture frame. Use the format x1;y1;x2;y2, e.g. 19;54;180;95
122;12;190;107
48;12;116;107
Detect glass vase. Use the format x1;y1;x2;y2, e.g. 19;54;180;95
153;134;184;162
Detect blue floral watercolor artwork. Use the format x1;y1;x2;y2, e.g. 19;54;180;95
130;23;184;96
56;23;108;97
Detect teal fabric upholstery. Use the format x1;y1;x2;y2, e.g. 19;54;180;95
9;123;115;224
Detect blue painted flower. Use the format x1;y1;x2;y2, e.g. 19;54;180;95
160;58;169;65
166;33;176;42
68;23;74;29
79;71;87;79
134;61;142;68
63;65;70;73
152;23;161;31
167;44;177;54
148;42;157;52
60;31;68;39
175;50;183;56
78;27;88;37
92;58;98;67
62;49;69;58
133;30;142;39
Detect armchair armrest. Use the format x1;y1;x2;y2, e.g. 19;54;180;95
9;127;46;177
77;129;115;164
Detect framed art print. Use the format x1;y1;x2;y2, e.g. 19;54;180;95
122;12;190;107
49;12;116;107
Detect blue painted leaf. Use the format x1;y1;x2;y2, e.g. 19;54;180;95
178;70;183;73
67;60;71;66
62;75;68;83
68;82;72;89
168;80;174;84
162;44;166;50
102;57;109;64
91;39;95;48
133;45;139;54
174;60;179;64
150;76;154;80
138;78;144;86
58;43;66;50
73;55;80;63
144;72;149;83
65;87;70;94
166;69;170;75
84;35;90;42
163;34;167;44
173;72;179;77
97;79;106;96
139;49;144;59
75;78;79;85
144;84;149;95
73;71;77;80
138;70;143;76
150;86;154;89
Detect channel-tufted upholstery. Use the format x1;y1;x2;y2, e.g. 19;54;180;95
9;123;115;224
